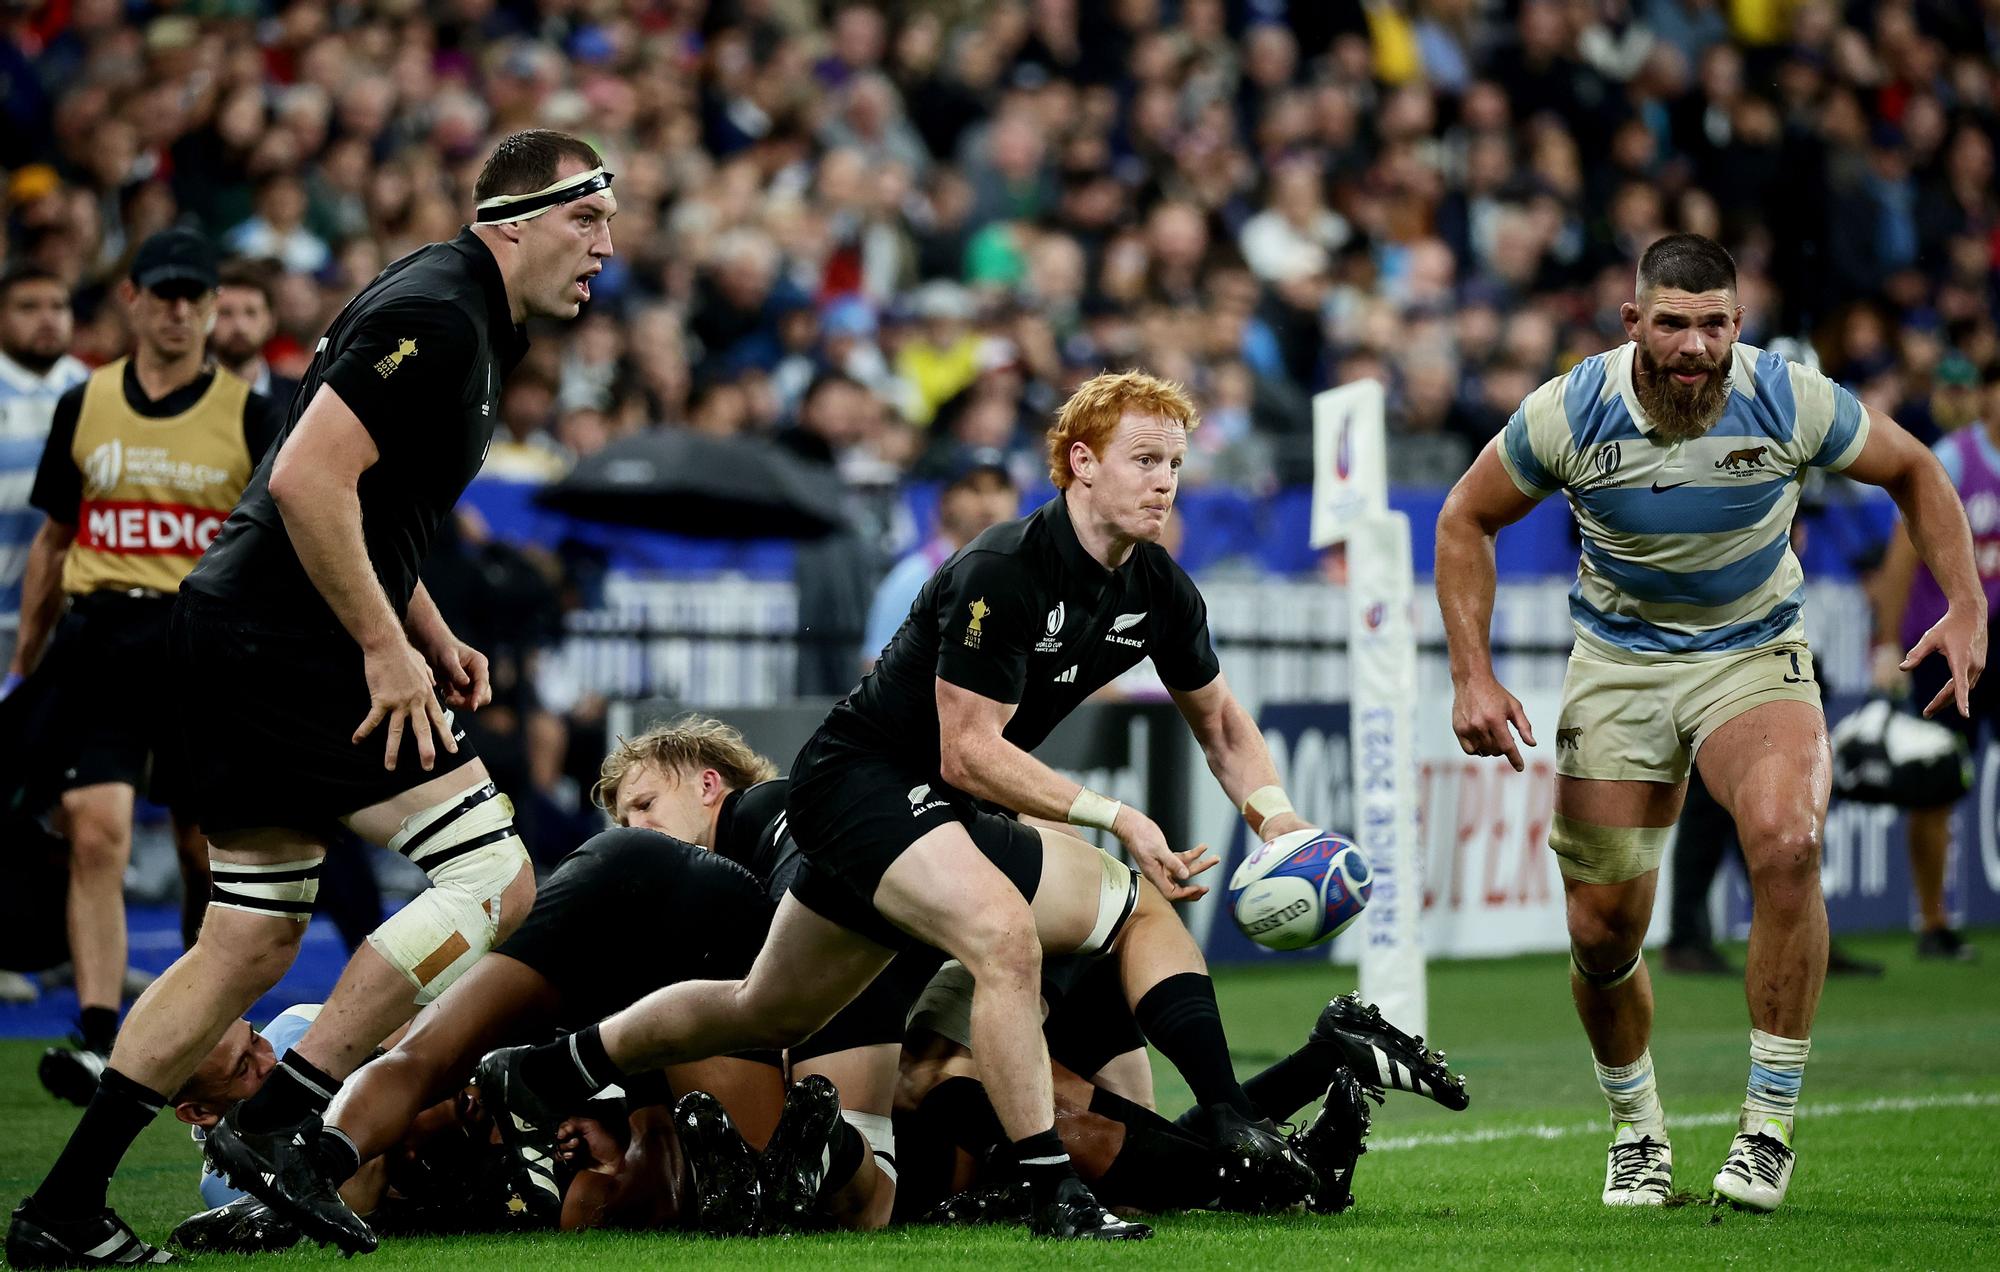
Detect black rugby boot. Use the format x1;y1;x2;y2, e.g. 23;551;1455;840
756;1074;844;1234
1029;1176;1150;1240
168;1196;301;1255
1184;1102;1317;1212
1293;1067;1378;1214
1311;992;1469;1110
674;1091;761;1237
7;1198;173;1268
200;1109;375;1255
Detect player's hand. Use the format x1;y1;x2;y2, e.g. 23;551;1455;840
1114;805;1216;902
1451;672;1536;772
425;636;492;711
354;638;456;771
1905;603;1987;719
555;1116;624;1173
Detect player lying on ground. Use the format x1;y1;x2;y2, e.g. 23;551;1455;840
895;958;1465;1221
232;720;916;1248
1437;233;1984;1213
478;372;1327;1242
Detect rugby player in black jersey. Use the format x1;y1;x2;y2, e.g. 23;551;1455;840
479;371;1334;1240
7;129;615;1269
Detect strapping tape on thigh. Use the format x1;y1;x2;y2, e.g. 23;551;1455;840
208;852;325;921
1077;848;1141;955
1547;814;1669;885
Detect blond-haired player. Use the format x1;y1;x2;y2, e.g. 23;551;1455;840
1437;234;1983;1212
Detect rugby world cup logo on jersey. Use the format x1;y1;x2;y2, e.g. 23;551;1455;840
1577;441;1623;491
1037;601;1066;653
963;598;989;649
83;440;123;497
1105;611;1147;648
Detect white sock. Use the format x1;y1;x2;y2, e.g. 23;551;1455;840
1744;1029;1810;1136
1594;1049;1665;1136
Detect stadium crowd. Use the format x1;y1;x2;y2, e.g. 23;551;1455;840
3;0;1998;504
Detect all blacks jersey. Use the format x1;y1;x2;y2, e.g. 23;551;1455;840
822;494;1220;780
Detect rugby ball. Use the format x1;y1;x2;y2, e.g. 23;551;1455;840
1228;828;1372;952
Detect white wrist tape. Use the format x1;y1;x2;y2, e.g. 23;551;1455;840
1068;787;1123;833
1241;784;1295;835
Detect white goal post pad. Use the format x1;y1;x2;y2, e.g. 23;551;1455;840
1310;378;1389;550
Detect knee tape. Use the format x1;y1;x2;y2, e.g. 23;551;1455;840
207;851;326;922
1077;848;1142;955
1571;946;1643;989
1548;814;1669;885
842;1109;898;1184
368;781;529;1004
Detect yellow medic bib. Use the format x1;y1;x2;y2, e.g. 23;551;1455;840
63;359;254;596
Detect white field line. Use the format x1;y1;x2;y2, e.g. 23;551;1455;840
1370;1091;2000;1153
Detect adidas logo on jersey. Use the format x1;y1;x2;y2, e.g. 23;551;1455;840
1055;666;1077;683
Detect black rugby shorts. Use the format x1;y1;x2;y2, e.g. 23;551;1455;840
783;729;1044;951
169;590;482;836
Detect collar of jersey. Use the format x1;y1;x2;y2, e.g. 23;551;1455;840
448;226;529;363
1045;493;1118;590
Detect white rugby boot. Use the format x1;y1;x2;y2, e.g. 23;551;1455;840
1602;1122;1673;1205
1713;1113;1795;1212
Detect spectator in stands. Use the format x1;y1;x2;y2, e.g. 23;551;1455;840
210;259;296;408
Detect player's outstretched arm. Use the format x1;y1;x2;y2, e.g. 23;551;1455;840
1167;673;1314;842
936;677;1214;900
1841;406;1987;718
270;383;454;770
1436;438;1543;771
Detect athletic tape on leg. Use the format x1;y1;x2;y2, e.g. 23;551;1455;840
208;852;325;921
1077;849;1142;955
1548;814;1669;885
1571;946;1643;989
370;782;529;1004
842;1110;897;1184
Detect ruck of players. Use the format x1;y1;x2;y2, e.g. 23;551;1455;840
2;129;1469;1266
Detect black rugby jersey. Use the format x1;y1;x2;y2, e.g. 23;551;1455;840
715;777;802;902
822;494;1220;780
185;228;527;631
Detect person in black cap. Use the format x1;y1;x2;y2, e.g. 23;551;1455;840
9;226;279;1110
7;129;613;1269
860;447;1019;671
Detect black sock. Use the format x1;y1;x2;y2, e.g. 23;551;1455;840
1008;1127;1076;1204
1133;972;1256;1117
236;1052;340;1133
918;1076;1007;1156
518;1024;624;1108
32;1068;166;1220
825;1115;867;1194
1242;1039;1345;1123
1089;1088;1225;1209
314;1126;361;1184
77;1006;118;1055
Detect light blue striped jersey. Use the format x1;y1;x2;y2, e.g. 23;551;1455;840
0;351;89;628
1497;340;1869;662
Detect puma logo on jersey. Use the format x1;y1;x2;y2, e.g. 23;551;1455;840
1714;445;1768;471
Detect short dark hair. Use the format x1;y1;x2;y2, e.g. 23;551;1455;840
1637;233;1737;299
0;263;65;303
216;258;276;307
475;130;604;204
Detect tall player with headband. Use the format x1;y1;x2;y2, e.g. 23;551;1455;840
6;130;615;1269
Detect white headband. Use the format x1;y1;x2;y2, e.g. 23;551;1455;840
474;166;614;224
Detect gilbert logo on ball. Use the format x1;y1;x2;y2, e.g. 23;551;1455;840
1228;828;1372;952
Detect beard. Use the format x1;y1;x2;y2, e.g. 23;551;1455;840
1633;342;1732;442
5;344;63;375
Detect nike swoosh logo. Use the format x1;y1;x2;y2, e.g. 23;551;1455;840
1650;481;1693;492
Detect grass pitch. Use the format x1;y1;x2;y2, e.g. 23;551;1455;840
3;930;1994;1270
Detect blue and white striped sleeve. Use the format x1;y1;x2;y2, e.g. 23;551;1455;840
1496;374;1568;498
1791;361;1871;471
